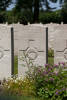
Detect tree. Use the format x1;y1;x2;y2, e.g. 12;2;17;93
0;0;12;23
0;0;12;11
48;0;67;23
33;0;51;22
50;0;63;3
15;0;51;23
15;0;33;12
61;1;67;23
49;0;66;6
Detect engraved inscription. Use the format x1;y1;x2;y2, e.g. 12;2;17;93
26;47;38;60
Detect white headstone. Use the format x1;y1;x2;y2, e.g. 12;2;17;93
0;25;11;80
54;25;67;64
14;25;46;78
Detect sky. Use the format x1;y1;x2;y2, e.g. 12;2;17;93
7;0;16;10
7;0;64;11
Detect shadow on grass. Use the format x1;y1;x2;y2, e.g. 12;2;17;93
0;95;42;100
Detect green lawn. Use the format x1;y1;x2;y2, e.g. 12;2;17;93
14;56;18;75
48;57;54;65
0;95;42;100
14;56;54;74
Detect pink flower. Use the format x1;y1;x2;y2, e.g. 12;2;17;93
54;64;58;67
49;78;54;81
61;62;65;65
45;64;49;67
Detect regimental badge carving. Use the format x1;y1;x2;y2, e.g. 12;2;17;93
0;47;4;59
26;47;38;60
64;49;67;60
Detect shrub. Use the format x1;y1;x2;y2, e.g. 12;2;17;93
3;76;35;96
2;60;67;100
48;49;54;57
27;63;67;100
18;10;33;25
39;11;62;24
61;3;67;24
0;11;7;23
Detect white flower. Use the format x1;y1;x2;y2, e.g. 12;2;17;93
14;80;18;83
8;86;10;89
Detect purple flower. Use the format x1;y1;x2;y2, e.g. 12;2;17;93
56;88;65;95
62;87;65;91
48;68;51;72
54;64;59;67
59;62;65;66
61;62;65;65
56;91;59;95
55;72;58;76
58;88;65;93
43;71;48;75
55;90;59;95
50;66;53;70
58;62;61;65
49;78;54;81
45;79;48;82
45;64;49;67
38;69;41;73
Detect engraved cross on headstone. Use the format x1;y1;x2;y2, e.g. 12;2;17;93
26;39;38;60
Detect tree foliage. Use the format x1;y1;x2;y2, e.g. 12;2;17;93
0;0;12;23
15;0;51;23
39;10;62;24
0;0;12;11
61;1;67;23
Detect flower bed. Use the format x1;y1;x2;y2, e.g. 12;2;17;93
1;62;67;100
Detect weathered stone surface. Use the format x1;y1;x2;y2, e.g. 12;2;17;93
0;25;11;80
54;25;67;64
14;25;46;77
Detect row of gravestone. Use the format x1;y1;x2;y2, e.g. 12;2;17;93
0;24;67;80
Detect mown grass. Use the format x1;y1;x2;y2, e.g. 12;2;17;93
48;57;54;65
0;95;42;100
14;56;18;75
14;56;54;74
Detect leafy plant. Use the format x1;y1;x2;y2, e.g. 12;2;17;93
27;62;67;100
48;49;54;57
3;76;35;96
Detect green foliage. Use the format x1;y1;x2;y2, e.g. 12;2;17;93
0;11;7;23
6;11;14;24
6;10;19;24
61;3;67;23
15;0;52;23
3;77;35;96
0;0;12;11
6;10;33;24
18;10;33;24
6;10;63;24
15;0;34;22
15;0;33;11
48;49;54;57
39;11;62;24
27;63;67;100
14;56;18;75
50;0;63;4
0;95;41;100
48;57;54;65
2;59;67;100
